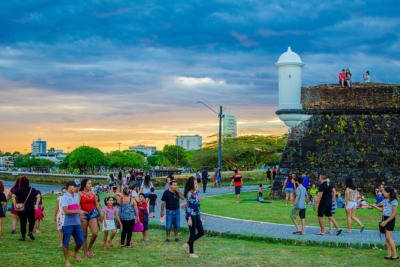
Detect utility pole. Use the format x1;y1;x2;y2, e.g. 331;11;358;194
196;101;223;170
218;105;223;170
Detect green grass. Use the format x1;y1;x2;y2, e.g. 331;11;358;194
201;190;384;230
0;193;393;267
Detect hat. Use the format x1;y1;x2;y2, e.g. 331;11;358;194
66;179;80;187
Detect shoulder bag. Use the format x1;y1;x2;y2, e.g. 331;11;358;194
15;188;33;212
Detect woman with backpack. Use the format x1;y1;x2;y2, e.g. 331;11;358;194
345;178;364;233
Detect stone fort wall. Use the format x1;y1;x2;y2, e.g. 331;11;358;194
271;83;400;198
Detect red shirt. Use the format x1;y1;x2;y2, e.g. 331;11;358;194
232;174;242;187
138;201;148;222
80;191;96;212
339;72;346;81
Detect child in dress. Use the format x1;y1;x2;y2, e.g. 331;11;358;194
102;196;121;250
258;184;264;202
54;187;67;247
138;193;149;241
148;188;158;218
35;190;44;233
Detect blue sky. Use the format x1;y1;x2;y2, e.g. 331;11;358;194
0;0;399;152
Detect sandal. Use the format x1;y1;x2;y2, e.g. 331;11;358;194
390;256;399;260
384;256;392;260
316;232;325;236
71;254;82;263
292;231;301;234
88;250;94;258
108;240;114;248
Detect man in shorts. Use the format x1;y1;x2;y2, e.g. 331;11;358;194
291;177;307;235
229;169;243;203
61;180;86;266
315;175;342;236
160;180;184;242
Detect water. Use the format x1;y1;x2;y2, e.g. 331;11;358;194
2;180;62;194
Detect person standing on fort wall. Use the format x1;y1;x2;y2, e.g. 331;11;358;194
315;174;342;236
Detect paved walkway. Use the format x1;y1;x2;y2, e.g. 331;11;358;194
151;185;399;247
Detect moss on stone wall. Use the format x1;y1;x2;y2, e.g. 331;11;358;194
271;83;400;199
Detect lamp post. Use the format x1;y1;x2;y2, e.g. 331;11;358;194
196;101;223;170
117;142;122;151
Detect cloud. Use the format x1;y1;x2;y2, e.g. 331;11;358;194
0;0;399;152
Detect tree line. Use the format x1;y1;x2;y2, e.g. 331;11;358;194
1;134;286;173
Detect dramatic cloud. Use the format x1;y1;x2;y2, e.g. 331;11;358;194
0;0;399;152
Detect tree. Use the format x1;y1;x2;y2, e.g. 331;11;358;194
191;135;287;171
147;154;171;167
107;151;145;169
162;145;188;167
64;146;107;174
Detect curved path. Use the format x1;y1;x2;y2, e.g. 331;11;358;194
151;185;399;247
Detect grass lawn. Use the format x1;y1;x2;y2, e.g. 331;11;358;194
0;193;393;267
201;190;384;230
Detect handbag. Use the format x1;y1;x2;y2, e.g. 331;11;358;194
15;188;33;212
133;221;144;232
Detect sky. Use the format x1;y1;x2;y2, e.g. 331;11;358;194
0;0;399;153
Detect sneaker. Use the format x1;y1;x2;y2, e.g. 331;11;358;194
28;232;35;240
165;239;170;243
36;230;41;234
189;253;199;258
175;238;181;242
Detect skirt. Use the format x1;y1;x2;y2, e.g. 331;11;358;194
103;219;116;231
35;207;44;220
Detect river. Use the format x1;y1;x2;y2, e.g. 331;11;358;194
2;180;63;194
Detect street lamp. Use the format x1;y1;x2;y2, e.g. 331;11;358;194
117;142;122;151
196;101;223;170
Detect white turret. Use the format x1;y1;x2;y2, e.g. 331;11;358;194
275;47;310;128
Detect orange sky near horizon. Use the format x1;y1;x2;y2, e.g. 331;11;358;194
0;85;287;153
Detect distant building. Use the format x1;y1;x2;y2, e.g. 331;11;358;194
223;112;237;138
176;135;202;151
48;148;64;156
31;138;47;156
129;145;157;157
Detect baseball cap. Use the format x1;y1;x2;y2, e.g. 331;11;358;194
66;179;81;187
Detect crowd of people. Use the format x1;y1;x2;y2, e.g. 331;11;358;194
286;172;398;260
0;172;205;266
0;169;398;263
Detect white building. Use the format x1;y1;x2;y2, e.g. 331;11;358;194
275;47;310;128
31;138;47;156
223;112;237;138
176;135;202;151
129;145;157;157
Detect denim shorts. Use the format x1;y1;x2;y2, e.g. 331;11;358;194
149;205;155;213
62;224;84;248
285;188;294;194
166;209;180;231
83;208;100;221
